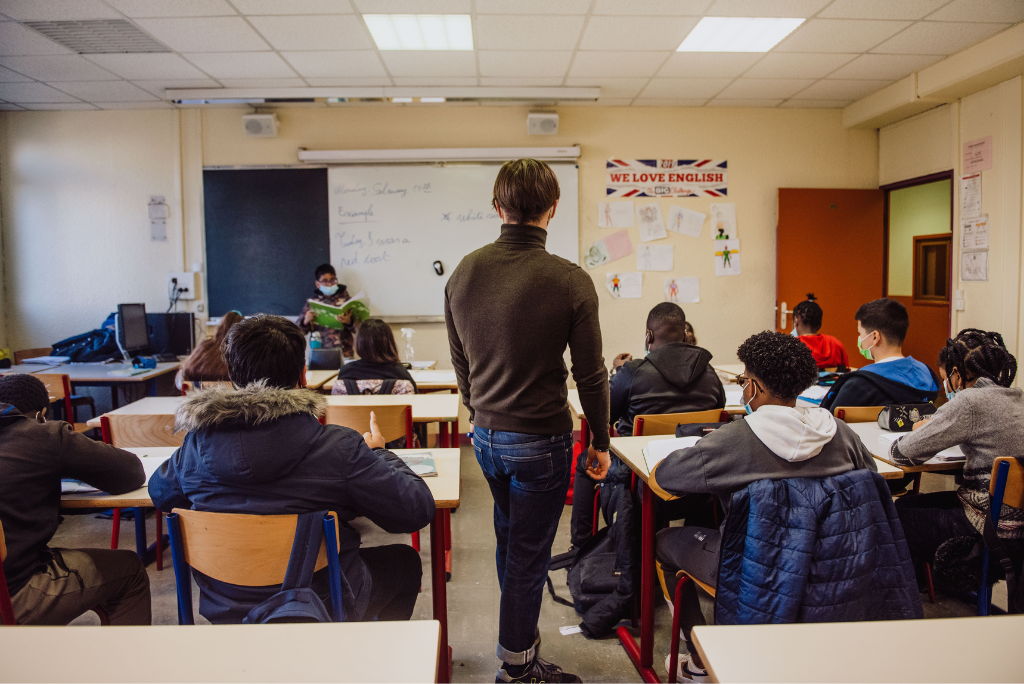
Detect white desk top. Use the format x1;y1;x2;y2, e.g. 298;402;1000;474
326;393;459;422
693;616;1024;683
846;421;965;472
305;369;339;389
568;388;585;419
61;362;180;383
86;396;184;427
60;446;176;509
0;363;57;374
410;369;458;390
0;620;441;683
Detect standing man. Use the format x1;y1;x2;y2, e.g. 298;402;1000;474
298;263;356;358
446;159;611;684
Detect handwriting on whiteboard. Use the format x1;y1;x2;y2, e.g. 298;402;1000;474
333;182;433;199
335;229;413;268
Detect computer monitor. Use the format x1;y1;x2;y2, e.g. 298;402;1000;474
116;303;150;357
146;313;195;357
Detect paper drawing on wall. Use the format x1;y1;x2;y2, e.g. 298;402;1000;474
635;203;667;242
637;244;673;271
597;201;635;228
714;239;741;276
710;203;736;240
667;206;705;238
585;240;610;269
960;251;988;282
664;277;699;303
585;229;633;269
606;272;642;299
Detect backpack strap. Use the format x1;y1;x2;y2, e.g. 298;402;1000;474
281;510;330;592
342;379;360;396
380;379;397;394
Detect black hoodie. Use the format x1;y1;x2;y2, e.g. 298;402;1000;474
609;342;726;436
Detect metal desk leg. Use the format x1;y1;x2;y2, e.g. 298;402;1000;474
580;417;591;452
430;510;452;683
133;507;147;558
616;481;661;683
444;508;452;578
440;422;450;448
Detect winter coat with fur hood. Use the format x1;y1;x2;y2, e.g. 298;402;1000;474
149;382;436;624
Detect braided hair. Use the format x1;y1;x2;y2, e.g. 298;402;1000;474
941;328;1017;388
793;293;823;333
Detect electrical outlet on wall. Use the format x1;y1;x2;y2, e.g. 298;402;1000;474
167;272;199;301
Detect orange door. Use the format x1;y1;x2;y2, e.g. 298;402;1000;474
777;189;885;362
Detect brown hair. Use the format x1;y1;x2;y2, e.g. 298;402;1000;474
355;318;401;365
181;311;243;382
214;311;244;347
491;158;560;225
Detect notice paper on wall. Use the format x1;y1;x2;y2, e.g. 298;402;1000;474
637;244;673;271
963;136;993;174
667;205;706;238
710;203;737;240
606;272;642;299
961;215;989;251
961;251;988;282
636;203;667;242
665;277;699;303
714;239;741;276
585;229;634;269
960;174;982;218
597;201;635;228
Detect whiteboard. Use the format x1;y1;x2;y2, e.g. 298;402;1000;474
327;163;579;317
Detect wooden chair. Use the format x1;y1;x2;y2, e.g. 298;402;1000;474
979;457;1024;615
34;374;94;434
832;406;885;423
166;508;344;624
633;409;729;437
181;379;232;394
13;347;51;364
0;520;16;625
22;350;97;422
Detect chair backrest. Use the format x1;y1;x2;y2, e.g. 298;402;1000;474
325;404;413;444
13;347;51;364
101;414;183;447
991;457;1024;510
181;379;232;394
309;348;343;371
634;409;728;436
0;520;16;625
833;406;885;423
33;374;74;423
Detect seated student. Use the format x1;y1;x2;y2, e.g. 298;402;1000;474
650;331;880;681
179;310;243;388
890;329;1024;582
820;298;939;411
331;318;417;396
793;295;849;370
0;374;150;625
298;263;356;358
683;321;697;346
150;315;435;624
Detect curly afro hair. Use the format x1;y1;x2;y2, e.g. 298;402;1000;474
737;330;819;401
0;373;50;416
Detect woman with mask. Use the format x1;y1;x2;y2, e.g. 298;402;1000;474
298;263;357;359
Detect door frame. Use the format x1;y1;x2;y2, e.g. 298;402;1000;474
880;170;954;297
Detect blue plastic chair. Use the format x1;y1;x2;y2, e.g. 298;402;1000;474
166;509;344;624
978;457;1023;615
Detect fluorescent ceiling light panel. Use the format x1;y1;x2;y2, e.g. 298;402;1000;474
678;17;804;52
364;15;473;50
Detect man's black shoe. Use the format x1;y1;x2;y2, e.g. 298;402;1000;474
496;657;582;683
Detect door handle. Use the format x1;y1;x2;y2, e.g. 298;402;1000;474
778;302;794;330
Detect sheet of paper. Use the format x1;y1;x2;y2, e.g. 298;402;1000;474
597;201;635;228
724;386;744;407
963;136;993;173
961;250;988;282
960;174;982;218
961;215;989;251
667;205;705;238
664;276;699;303
710;203;737;240
799;385;828;403
714;238;741;276
635;203;667;242
602;229;634;261
61;480;100;494
139;455;172;480
606;272;642;299
877;433;965;462
559;625;583;636
643;436;700;473
584;239;610;269
637;244;673;271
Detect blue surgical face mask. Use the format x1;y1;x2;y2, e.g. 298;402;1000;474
943;377;958;401
790;328;798;337
318;284;339;296
743;380;756;415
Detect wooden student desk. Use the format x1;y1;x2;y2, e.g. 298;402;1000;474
845;421;965;473
692;616;1024;683
0;363;58;374
58;447;461;684
60;362;180;408
305;369;339;390
410;369;458;392
0;620;442;683
326;394;461;447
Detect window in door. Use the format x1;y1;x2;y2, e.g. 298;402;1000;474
913;234;952;305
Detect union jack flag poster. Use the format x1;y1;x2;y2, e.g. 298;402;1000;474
606;159;728;198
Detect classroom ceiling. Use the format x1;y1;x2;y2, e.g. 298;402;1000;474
0;0;1022;111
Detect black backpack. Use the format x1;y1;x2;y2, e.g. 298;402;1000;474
51;327;121;363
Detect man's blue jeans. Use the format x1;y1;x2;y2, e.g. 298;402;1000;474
474;428;573;665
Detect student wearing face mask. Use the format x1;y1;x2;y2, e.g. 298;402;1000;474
819;298;940;412
298;263;357;358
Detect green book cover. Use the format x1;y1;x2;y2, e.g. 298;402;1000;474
307;292;370;329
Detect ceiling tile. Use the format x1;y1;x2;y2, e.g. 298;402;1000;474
717;77;814;98
50;80;158;101
478;51;572;78
818;0;949;20
564;76;648;97
568;98;634;106
392;76;478;85
705;0;830;17
0;21;73;55
479;76;562;86
217;77;307;87
568;51;669;77
184;52;298;79
476;0;590;13
743;52;856;78
132;78;220;94
632;98;709;106
0;81;82;102
230;0;355;13
87;53;208;79
639;77;731;99
658;52;761;78
248;15;373;51
0;102;25;109
775;19;911;53
794;78;892;99
779;98;850;107
351;0;469;11
579;16;700;51
0;0;120;20
475;15;585;51
21;102;98;109
379;51;476;77
305;76;391;85
96;101;175;108
0;55;118;80
0;64;31;81
830;53;943;80
706;98;783;107
871;21;1011;55
282;50;387;78
134;17;271;52
592;0;712;15
927;0;1024;23
102;0;236;17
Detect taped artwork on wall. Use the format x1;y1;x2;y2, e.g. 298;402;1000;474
606;159;728;198
636;203;667;242
715;239;741;277
606;272;642;298
597;201;635;228
665;277;699;303
585;229;633;269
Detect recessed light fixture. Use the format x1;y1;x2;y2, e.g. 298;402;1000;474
420;97;446;103
677;17;804;52
391;97;413;103
364;14;473;50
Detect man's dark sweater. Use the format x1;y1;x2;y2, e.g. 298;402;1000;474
445;223;610;450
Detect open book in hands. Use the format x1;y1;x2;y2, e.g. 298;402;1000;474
307;291;370;329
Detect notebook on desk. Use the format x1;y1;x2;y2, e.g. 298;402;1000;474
877;432;965;462
642;436;700;473
400;453;438;477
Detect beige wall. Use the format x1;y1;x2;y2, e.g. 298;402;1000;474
887;179;951;297
1;105;878;382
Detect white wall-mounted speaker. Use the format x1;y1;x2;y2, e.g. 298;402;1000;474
243;114;278;137
527;112;558;136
